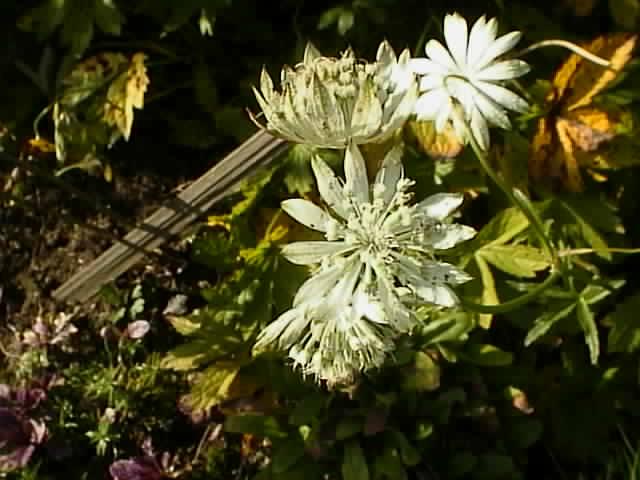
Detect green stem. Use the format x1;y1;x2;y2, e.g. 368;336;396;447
458;115;564;313
461;270;561;314
465;123;557;264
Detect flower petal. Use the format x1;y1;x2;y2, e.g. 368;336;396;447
476;31;522;70
472;80;529;112
422;261;472;285
294;264;345;306
351;77;383;139
414;282;459;307
415;193;464;220
281;199;330;232
415;88;449;120
410;58;450;76
467;16;498;67
473;91;511;130
311;156;349;218
282;241;355;265
469;106;490;150
444;13;469;70
425;224;477;250
374;144;404;206
344;143;370;204
425;39;458;72
474;59;530;81
255;307;310;350
419;73;444;91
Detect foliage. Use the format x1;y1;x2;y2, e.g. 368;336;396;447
2;1;640;479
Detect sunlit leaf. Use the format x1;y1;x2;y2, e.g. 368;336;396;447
103;53;149;140
402;352;440;392
524;301;576;346
478;244;550;278
576;295;599;364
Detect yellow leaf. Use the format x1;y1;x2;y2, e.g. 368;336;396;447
103;52;150;140
529;34;637;191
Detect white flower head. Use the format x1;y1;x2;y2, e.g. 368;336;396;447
255;143;476;385
253;42;418;148
410;13;530;150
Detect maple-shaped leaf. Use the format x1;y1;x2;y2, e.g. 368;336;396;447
103;53;150;141
529;34;637;192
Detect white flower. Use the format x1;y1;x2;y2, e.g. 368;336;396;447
253;42;417;148
410;13;530;150
254;143;475;385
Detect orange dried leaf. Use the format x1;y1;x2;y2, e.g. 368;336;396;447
529;34;637;191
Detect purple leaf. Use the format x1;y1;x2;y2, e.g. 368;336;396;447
109;456;163;480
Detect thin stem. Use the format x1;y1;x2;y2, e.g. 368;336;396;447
559;247;640;257
464;119;557;264
514;39;611;68
462;270;561;314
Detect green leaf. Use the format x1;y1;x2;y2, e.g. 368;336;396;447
478;245;550;278
448;452;477;478
193;61;219;116
463;344;513;367
474;253;498;329
421;311;474;344
183;363;241;410
577;296;600;365
166;315;201;336
94;0;124;35
476;454;518;479
609;0;640;29
557;197;611;260
473;206;529;247
317;7;344;30
284;144;316;195
388;431;420;467
342;441;369;480
402;352;440;392
373;447;407;480
607;292;640;353
336;416;362;440
224;414;287;438
507;417;543;449
337;10;355;35
415;421;433;441
289;395;325;426
582;280;625;305
191;230;236;271
271;438;306;474
161;342;211;371
60;5;94;54
524;302;576;346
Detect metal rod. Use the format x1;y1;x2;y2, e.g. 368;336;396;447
53;130;287;303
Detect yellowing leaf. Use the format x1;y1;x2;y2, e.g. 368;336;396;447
530;34;637;191
479;244;551;278
103;53;149;140
474;254;498;329
402;352;441;392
